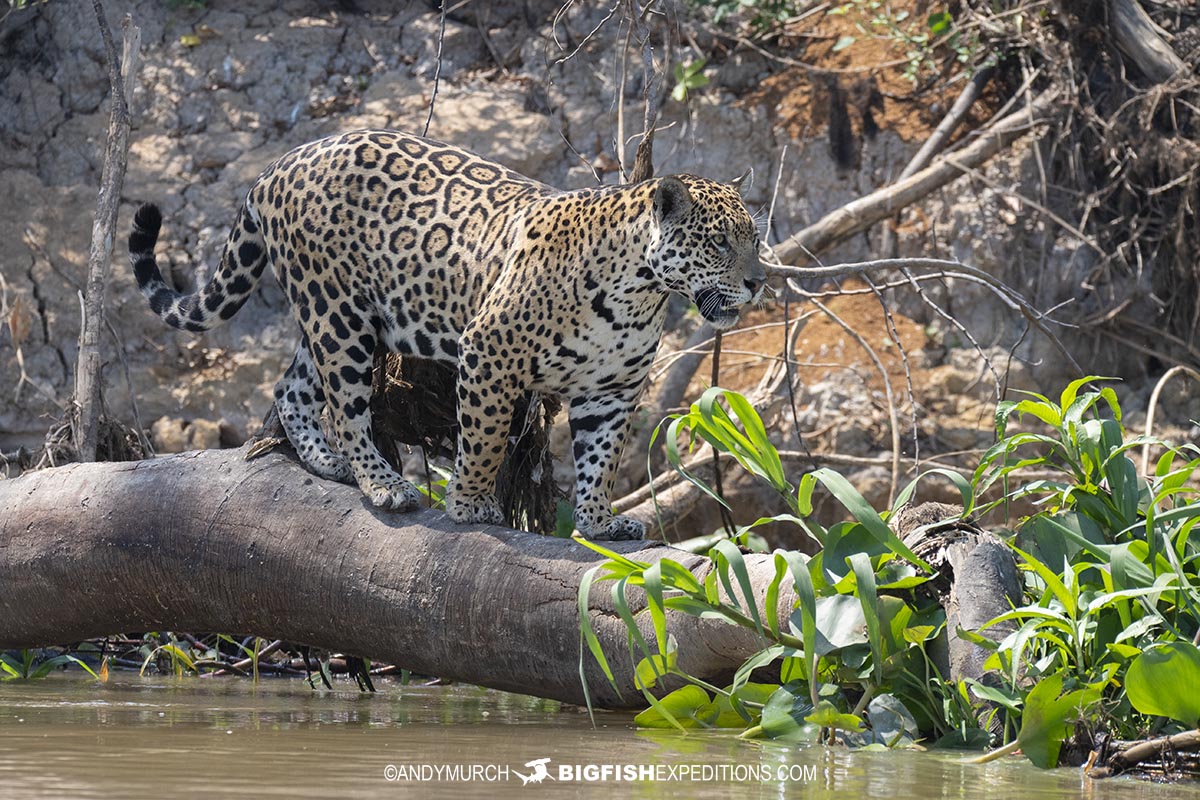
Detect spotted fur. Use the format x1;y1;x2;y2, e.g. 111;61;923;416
129;130;765;540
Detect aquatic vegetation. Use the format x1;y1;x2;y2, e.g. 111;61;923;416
0;648;98;681
581;381;1200;767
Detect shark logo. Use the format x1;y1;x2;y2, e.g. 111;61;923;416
513;757;553;786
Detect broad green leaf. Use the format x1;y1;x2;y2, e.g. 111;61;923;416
812;594;868;655
634;650;678;690
879;595;915;655
1126;642;1200;726
1021;511;1106;570
780;655;805;683
867;693;919;746
1105;642;1142;660
1014;671;1101;769
700;686;773;729
806;699;864;732
965;679;1022;712
758;683;819;741
634;685;709;729
1014;398;1062;429
724;681;780;725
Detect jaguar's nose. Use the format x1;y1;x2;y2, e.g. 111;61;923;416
743;276;765;295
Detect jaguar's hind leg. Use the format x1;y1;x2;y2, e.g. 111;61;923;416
274;343;352;484
307;326;422;511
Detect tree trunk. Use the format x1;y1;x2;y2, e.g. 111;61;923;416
0;447;789;709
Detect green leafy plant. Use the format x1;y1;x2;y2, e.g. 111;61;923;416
972;381;1200;688
965;377;1200;754
972;671;1103;768
671;59;710;103
416;464;453;509
139;633;201;677
1126;642;1200;727
1;649;98;680
580;388;970;746
579;380;1200;768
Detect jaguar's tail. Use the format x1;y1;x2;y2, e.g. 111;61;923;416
128;201;268;333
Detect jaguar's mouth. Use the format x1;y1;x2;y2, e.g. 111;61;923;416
695;287;742;330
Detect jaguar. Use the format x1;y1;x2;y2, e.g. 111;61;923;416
129;129;765;540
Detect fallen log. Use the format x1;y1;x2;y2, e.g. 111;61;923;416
0;447;790;709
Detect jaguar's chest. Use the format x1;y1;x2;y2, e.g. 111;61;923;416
524;291;667;395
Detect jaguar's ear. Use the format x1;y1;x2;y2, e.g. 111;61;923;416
654;176;693;224
730;168;753;198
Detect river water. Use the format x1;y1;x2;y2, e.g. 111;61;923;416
0;674;1195;798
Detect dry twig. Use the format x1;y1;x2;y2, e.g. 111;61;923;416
72;4;139;462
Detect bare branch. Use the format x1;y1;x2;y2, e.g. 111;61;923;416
1140;364;1200;475
73;6;140;462
808;296;901;505
422;1;448;136
773;90;1061;266
880;65;995;257
765;256;1084;374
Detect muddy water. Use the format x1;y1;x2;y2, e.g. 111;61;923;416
0;674;1196;799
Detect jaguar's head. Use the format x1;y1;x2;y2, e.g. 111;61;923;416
647;172;766;331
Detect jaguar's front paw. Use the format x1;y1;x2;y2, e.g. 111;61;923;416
445;489;504;526
362;476;422;511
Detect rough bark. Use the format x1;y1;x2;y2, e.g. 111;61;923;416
895;502;1022;689
1107;0;1188;84
0;447;791;709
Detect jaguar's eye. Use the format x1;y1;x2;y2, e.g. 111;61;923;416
712;233;730;252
